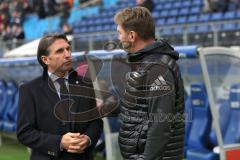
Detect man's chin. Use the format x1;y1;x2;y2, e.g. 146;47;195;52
123;48;133;54
64;65;72;72
63;61;72;69
55;65;72;75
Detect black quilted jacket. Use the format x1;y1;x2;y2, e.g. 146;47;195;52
118;40;185;160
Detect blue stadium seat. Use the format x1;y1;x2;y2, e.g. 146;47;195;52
182;0;191;7
162;3;172;10
236;10;240;19
104;17;114;24
200;84;240;160
187;26;197;34
160;10;168;17
190;6;201;14
222;84;240;144
86;18;95;26
79;27;88;33
0;81;17;132
199;14;211;22
0;80;7;130
102;0;117;8
118;3;127;8
221;23;237;31
223;11;236;20
126;1;135;7
165;17;176;25
211;12;223;21
87;26;96;33
95;25;103;32
102;24;111;31
179;8;189;16
6;91;19;122
169;9;178;17
192;0;203;6
99;11;108;17
156;18;165;26
74;26;82;33
209;99;230;147
186;83;212;149
101;17;109;24
68;6;100;25
95;18;103;25
103;6;117;13
100;10;115;18
2;91;19;132
110;24;116;31
161;28;172;36
173;27;184;35
177;16;187;24
188;15;199;23
152;11;160;19
237;23;240;30
186;83;218;160
155;4;163;10
2;81;17;122
0;80;7;107
73;27;80;34
2;80;25;132
172;1;181;8
23;15;40;40
74;21;83;28
0;81;10;120
196;25;211;33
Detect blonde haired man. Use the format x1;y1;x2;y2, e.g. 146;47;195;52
114;7;185;160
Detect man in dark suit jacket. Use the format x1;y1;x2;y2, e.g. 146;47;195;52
17;34;103;160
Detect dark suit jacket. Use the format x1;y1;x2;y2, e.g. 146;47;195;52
17;69;103;160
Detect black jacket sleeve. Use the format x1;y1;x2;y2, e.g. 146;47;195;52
83;81;103;149
85;98;103;149
17;84;62;157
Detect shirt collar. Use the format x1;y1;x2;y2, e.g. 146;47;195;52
48;71;69;82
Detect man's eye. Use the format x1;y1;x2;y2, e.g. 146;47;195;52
57;49;64;53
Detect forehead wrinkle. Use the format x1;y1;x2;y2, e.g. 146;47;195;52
49;40;70;53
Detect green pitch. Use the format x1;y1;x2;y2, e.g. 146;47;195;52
0;137;105;160
0;137;29;160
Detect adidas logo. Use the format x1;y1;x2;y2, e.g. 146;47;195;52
150;75;171;91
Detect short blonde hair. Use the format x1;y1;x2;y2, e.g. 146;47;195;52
114;7;155;40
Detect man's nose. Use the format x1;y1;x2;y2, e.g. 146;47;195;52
64;49;71;58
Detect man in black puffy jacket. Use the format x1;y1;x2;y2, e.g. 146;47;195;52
114;7;185;160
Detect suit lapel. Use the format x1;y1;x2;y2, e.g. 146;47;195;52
68;70;87;132
42;76;60;107
41;70;81;132
43;76;73;134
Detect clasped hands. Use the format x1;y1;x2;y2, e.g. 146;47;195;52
60;132;90;154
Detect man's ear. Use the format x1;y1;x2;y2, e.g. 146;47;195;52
129;31;136;42
41;56;49;65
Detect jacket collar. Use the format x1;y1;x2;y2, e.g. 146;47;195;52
127;39;179;62
40;68;79;104
42;68;78;83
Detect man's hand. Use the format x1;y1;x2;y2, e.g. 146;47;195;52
67;134;90;153
60;132;81;151
96;98;103;108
